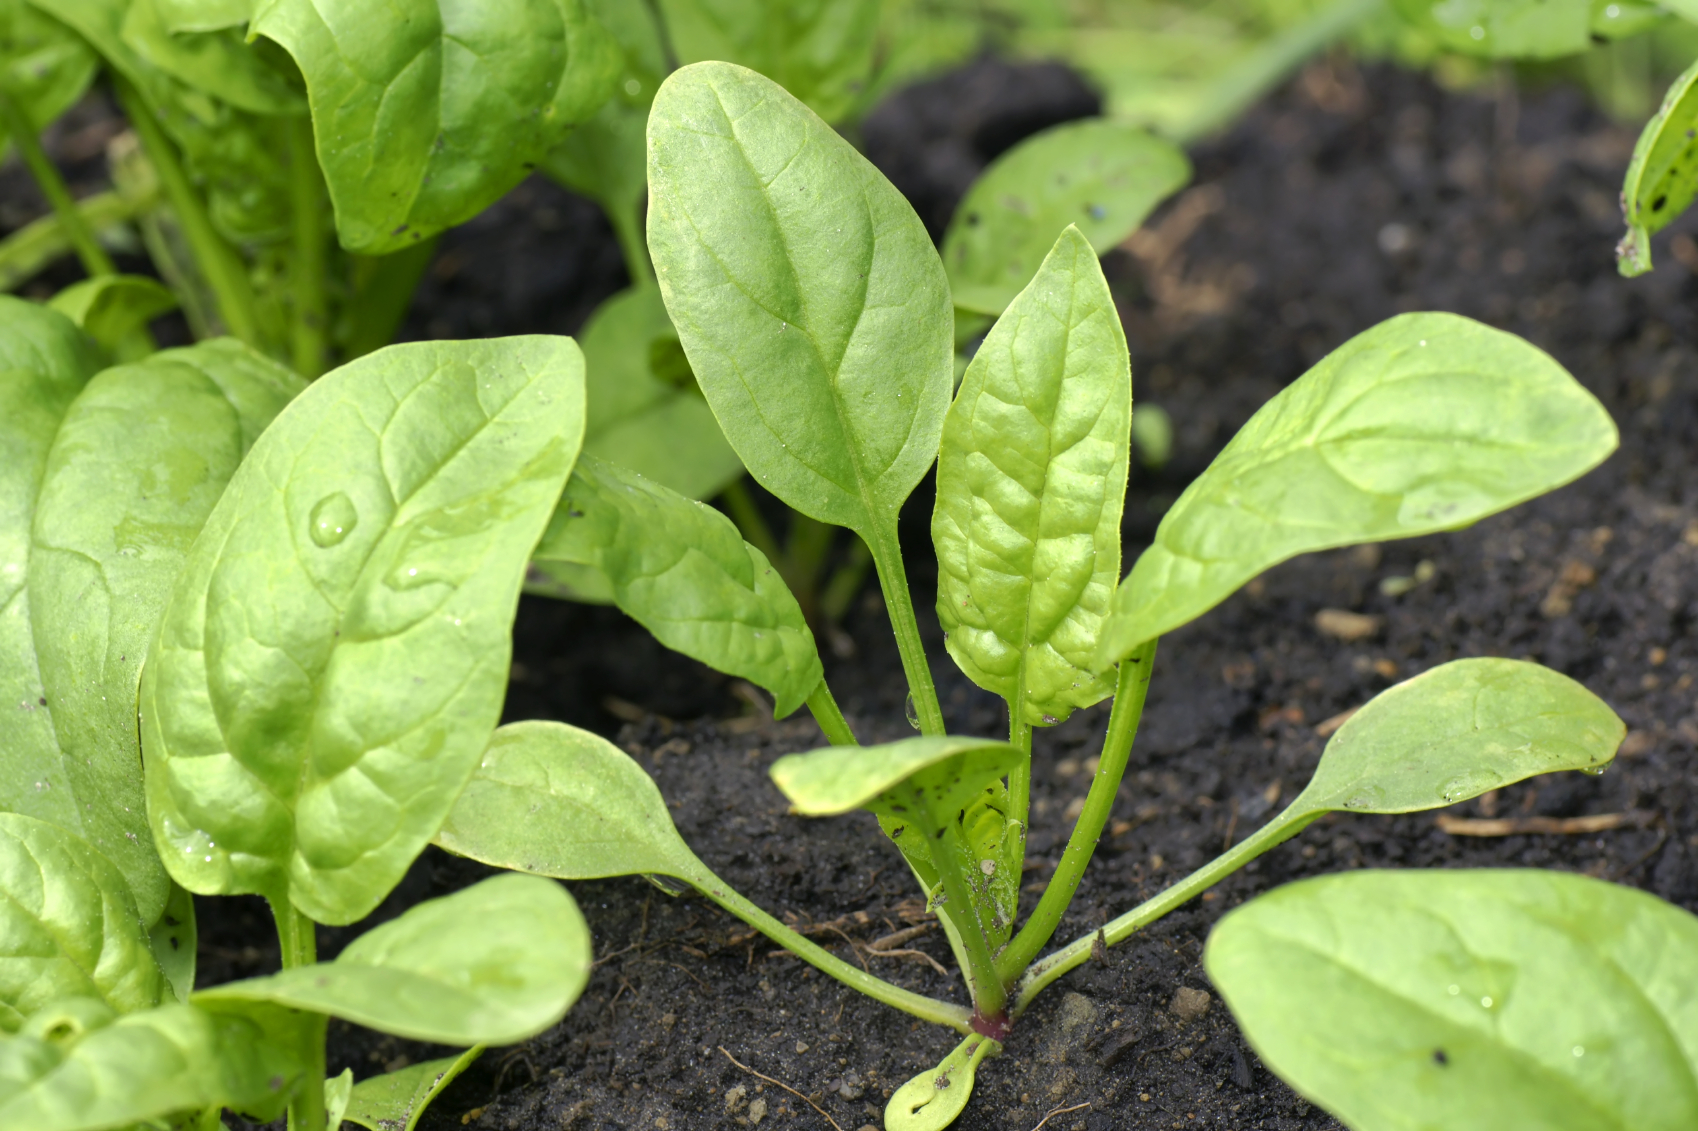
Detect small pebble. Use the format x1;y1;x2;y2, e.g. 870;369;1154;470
1170;986;1212;1022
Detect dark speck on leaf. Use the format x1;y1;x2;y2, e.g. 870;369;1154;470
568;510;584;518
1433;1049;1448;1066
38;697;45;706
269;1075;285;1091
1652;195;1667;212
392;224;411;235
966;212;980;227
935;827;946;839
316;976;331;987
169;937;179;949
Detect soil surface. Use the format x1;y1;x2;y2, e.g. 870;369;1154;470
27;51;1697;1131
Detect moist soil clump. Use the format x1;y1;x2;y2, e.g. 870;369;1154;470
185;58;1698;1131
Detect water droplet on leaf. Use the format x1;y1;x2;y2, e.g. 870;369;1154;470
309;493;357;547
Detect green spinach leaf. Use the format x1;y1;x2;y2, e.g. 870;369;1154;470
942;120;1189;315
1207;870;1698;1131
251;0;620;253
31;337;304;923
772;736;1021;820
147;881;197;1004
120;0;305;117
0;814;166;1032
1388;0;1593;58
533;455;822;717
934;226;1129;726
1095;313;1617;666
154;0;251;32
657;0;880;124
343;1047;482;1131
1618;57;1698;277
47;274;178;360
139;336;583;924
197;874;590;1045
0;0;99;141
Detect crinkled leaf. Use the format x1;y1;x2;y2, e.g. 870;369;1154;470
0;998;311;1128
1617;57;1698;278
139;337;583;925
251;0;620;253
533;455;822;717
573;285;743;500
934;226;1129;726
647;61;952;536
771;736;1021;820
657;0;880;124
1207;870;1698;1131
436;720;703;882
121;0;305;116
343;1047;481;1131
1388;0;1592;58
0;0;99;139
942;120;1189;315
47;275;179;359
198;874;590;1045
1296;658;1624;816
1095;313;1618;666
0;814;166;1032
31;338;304;923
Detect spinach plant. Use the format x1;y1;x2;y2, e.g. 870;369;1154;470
0;298;599;1130
432;61;1624;1129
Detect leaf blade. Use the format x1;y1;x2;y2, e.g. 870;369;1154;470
770;735;1021;818
1617;57;1698;277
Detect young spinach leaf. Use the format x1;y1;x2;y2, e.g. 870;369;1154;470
1095;313;1618;666
0;813;166;1031
0;998;312;1129
153;0;250;32
251;0;621;253
197;874;590;1045
140;336;584;925
120;0;306;117
1617;56;1698;277
658;0;881;124
1206;870;1698;1131
771;736;1022;819
942;120;1189;315
46;274;178;361
343;1047;482;1131
887;1033;998;1131
934;225;1130;727
147;881;197;1005
533;455;823;716
0;0;99;140
1388;0;1594;58
30;337;304;923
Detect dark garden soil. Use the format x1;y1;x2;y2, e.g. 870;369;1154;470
22;51;1698;1131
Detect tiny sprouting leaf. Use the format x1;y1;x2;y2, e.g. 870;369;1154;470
1388;0;1593;59
1095;313;1618;666
1617;57;1698;277
1295;658;1625;815
250;0;620;253
1206;870;1698;1131
0;998;313;1128
886;1033;997;1131
343;1047;482;1131
147;881;197;1005
325;1069;353;1130
197;874;591;1046
47;274;178;359
647;61;953;535
0;814;166;1032
573;286;743;500
120;0;306;117
771;736;1022;820
139;337;583;925
934;226;1130;726
533;455;823;717
31;338;304;923
942;120;1189;315
435;720;704;883
0;0;99;139
657;0;881;124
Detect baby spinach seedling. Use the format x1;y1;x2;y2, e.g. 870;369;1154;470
434;61;1626;1129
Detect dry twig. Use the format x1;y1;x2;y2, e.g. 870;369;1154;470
1436;811;1655;837
717;1047;843;1131
1029;1101;1091;1131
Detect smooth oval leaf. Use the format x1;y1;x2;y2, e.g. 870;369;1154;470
198;874;591;1046
647;60;953;535
252;0;620;253
934;226;1130;726
139;337;583;925
0;0;99;140
1207;870;1698;1131
533;455;822;717
1388;0;1593;59
47;274;179;359
575;285;743;500
0;813;166;1032
1296;658;1625;815
343;1047;481;1131
435;720;703;882
1617;57;1698;278
1095;313;1618;666
886;1033;997;1131
771;735;1021;819
31;338;304;923
942;120;1189;316
0;998;312;1129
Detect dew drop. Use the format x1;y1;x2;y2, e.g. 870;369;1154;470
1480;996;1493;1008
1581;764;1606;777
309;493;358;548
1447;984;1460;995
1573;1045;1585;1057
1042;714;1059;725
904;693;920;730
